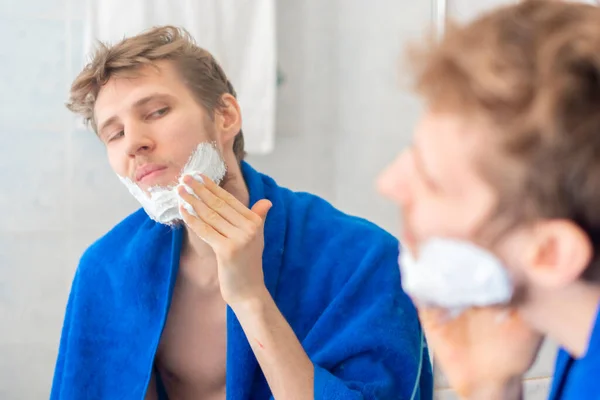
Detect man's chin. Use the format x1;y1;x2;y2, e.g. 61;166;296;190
142;179;180;194
147;218;186;230
142;206;186;228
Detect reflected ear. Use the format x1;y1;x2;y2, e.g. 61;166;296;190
524;220;592;288
215;93;242;143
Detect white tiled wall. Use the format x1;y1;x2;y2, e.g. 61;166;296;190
0;0;557;398
248;0;429;236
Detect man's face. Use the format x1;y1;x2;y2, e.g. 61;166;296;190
94;60;220;192
377;110;513;256
379;108;597;306
378;110;537;307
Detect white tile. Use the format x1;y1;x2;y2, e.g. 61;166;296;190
434;388;459;400
0;342;57;400
333;1;427;230
68;19;86;80
525;338;558;379
0;0;64;19
0;232;69;346
448;0;518;24
0;17;69;132
524;378;552;400
68;0;86;22
246;135;335;203
0;129;68;232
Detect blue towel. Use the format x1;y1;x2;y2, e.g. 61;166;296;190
548;300;600;400
51;162;433;399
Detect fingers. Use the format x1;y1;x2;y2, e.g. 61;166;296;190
189;174;264;224
181;175;251;229
179;204;226;247
178;185;238;238
251;199;272;220
181;174;271;228
177;174;272;245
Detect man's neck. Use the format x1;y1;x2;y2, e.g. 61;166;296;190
520;281;600;358
182;160;250;265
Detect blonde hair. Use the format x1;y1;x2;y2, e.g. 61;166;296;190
408;0;600;280
67;25;245;162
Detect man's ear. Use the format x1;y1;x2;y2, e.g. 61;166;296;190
215;93;242;143
523;220;593;288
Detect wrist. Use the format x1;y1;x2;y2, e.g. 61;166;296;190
228;285;272;315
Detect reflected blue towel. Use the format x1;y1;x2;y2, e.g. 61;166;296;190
548;301;600;400
51;162;433;399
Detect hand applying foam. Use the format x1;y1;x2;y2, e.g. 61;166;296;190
177;175;315;400
420;307;542;399
177;174;272;306
400;240;543;399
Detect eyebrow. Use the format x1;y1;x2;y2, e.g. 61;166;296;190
412;143;441;191
97;93;174;136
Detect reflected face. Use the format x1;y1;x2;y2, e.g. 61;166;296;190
377;111;498;253
377;110;537;306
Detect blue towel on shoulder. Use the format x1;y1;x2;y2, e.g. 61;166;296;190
548;301;600;400
51;162;433;399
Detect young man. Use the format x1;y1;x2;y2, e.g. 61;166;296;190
378;1;600;399
50;26;432;399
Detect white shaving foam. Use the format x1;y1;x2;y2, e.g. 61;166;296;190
399;238;514;316
117;142;227;226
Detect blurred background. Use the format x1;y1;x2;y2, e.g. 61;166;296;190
0;0;566;398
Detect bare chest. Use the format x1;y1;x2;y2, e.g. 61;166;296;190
155;262;227;400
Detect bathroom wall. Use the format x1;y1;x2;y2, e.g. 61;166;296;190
0;0;556;398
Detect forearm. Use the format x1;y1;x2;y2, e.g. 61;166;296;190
231;288;314;400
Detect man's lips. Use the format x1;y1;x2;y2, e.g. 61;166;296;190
135;164;167;183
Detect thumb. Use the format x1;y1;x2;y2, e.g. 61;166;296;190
251;199;272;221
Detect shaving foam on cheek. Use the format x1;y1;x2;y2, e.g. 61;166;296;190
398;238;514;316
117;142;226;226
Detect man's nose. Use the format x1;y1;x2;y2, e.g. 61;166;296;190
376;151;413;206
124;121;155;156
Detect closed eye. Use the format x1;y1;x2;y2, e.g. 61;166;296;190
147;107;169;119
108;130;124;142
